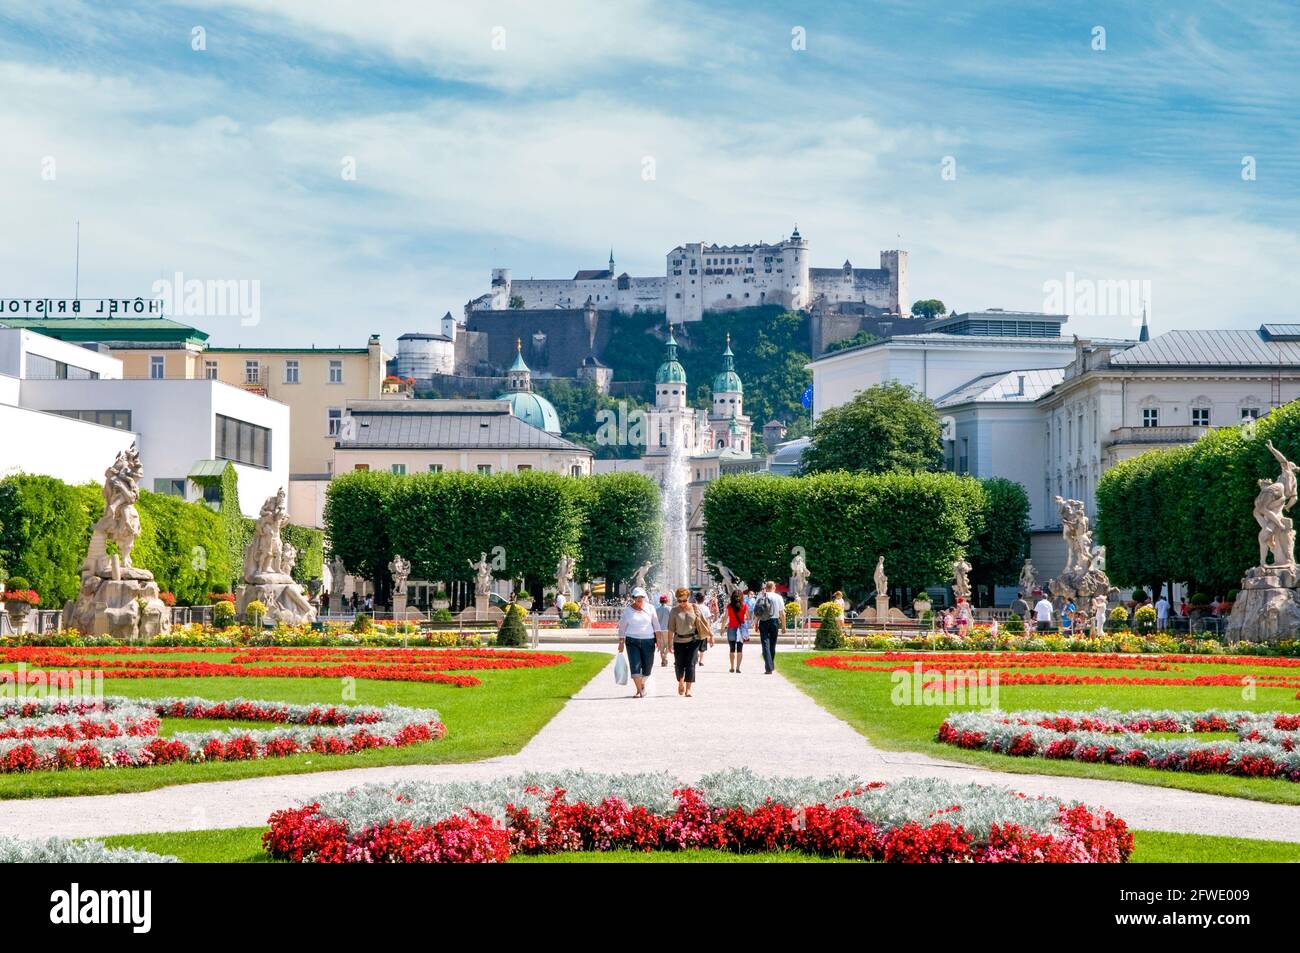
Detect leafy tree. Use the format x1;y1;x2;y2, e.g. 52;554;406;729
323;469;397;603
967;477;1031;605
572;473;660;586
800;382;942;475
508;294;525;309
0;475;91;605
911;299;947;319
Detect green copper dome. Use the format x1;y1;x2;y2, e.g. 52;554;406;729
712;335;743;394
656;326;688;384
497;390;562;434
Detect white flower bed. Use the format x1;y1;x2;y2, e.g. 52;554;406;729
0;834;177;863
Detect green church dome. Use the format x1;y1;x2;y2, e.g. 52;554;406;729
656;325;688;384
712;335;743;393
497;390;562;434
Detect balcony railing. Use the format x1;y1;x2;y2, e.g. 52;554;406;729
1105;425;1210;448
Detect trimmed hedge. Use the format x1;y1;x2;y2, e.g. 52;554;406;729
702;471;1016;593
1096;401;1300;594
0;475;88;607
324;469;660;593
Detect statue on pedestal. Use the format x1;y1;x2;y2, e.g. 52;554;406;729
1229;441;1300;642
554;553;576;600
952;557;972;601
711;561;740;601
389;554;411;593
789;551;810;607
234;489;316;625
631;560;654;593
469;553;494;598
874;556;888;597
63;445;170;640
1019;558;1037;595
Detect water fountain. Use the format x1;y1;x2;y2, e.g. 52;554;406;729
657;428;691;592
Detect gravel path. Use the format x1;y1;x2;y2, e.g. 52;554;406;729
4;646;1300;842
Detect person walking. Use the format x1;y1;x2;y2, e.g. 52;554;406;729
579;589;593;628
1010;592;1029;623
725;588;748;673
1155;593;1170;631
654;593;672;667
692;591;713;666
1033;592;1054;633
667;587;708;696
754;581;785;675
955;597;972;638
617;587;658;699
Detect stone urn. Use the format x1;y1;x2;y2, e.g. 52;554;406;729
912;596;932;615
4;597;34;634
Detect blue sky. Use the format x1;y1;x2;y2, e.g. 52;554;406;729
0;0;1297;346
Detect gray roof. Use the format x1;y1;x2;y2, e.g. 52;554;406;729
339;405;590;453
1110;329;1300;367
935;367;1066;408
397;331;451;342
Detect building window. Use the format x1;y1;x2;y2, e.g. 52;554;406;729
1142;407;1159;428
327;408;342;436
150;355;165;379
428;463;443;473
215;413;272;470
244;360;260;384
284;360;299;384
354;464;369;471
204;360;218;380
329;360;343;384
51;409;132;430
570;464;582;477
391;463;406;475
153;478;185;497
1192;407;1210;427
26;354;99;380
477;464;492;475
1242;407;1261;420
516;464;532;472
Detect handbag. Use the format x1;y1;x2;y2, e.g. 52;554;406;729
692;607;712;642
613;651;629;685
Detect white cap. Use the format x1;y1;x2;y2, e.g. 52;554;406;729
630;587;648;598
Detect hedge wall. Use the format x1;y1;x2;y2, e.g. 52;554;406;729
1096;402;1300;595
701;471;1022;594
323;469;660;593
0;475;90;607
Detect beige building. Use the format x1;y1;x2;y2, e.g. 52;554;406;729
334;399;593;477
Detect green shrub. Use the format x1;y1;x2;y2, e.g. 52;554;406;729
5;576;31;591
1004;612;1024;635
0;475;92;606
813;601;844;650
1106;605;1130;633
351;612;373;633
431;607;454;623
497;603;529;647
212;600;236;627
1190;592;1211;606
245;599;268;626
1134;604;1158;634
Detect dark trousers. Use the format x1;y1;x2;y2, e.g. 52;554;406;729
759;619;780;672
673;639;700;683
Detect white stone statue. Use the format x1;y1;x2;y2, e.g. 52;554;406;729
235;488;316;625
1254;440;1298;568
1055;495;1094;571
389;553;411;592
952;557;972;601
63;445;169;640
469;552;494;597
631;560;654;592
1019;557;1037;595
874;556;888;596
789;551;810;603
711;561;740;600
1092;593;1109;634
554;553;576;598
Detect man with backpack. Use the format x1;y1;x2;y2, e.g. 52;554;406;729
753;581;786;675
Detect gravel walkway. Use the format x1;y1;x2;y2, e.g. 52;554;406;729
4;647;1300;842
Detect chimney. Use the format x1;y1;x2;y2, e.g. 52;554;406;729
1017;374;1026;396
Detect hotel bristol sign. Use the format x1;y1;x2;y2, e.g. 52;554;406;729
0;298;164;317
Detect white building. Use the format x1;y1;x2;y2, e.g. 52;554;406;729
471;230;907;324
2;325;289;516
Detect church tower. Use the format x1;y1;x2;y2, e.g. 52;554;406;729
709;333;752;454
648;324;697;455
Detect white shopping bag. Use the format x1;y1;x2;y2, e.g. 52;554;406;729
613;651;630;686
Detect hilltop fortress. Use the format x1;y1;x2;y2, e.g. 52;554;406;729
469;228;908;323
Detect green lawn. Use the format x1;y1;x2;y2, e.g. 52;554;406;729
97;826;1300;863
0;650;608;799
781;651;1300;805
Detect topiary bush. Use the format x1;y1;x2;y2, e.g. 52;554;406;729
1107;605;1130;632
351;612;373;634
212;600;235;627
431;607;454;624
813;601;844;650
1133;604;1158;634
1004;612;1024;635
497;603;529;647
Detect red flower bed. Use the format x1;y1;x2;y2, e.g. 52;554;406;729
263;780;1132;865
0;646;571;689
807;652;1300;690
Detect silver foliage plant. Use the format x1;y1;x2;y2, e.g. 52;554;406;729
941;710;1300;774
308;768;1095;841
0;834;178;863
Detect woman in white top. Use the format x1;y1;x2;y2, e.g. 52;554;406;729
617;587;658;698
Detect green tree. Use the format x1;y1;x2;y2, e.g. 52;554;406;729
0;475;91;605
572;473;660;586
825;330;878;353
911;299;947;319
967;477;1031;604
800;382;942;475
323;470;397;602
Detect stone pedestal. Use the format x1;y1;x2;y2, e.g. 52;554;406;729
475;594;490;618
63;571;169;640
1225;565;1300;643
235;573;317;626
392;593;408;620
875;595;890;620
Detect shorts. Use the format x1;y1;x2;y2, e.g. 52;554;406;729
624;637;656;677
